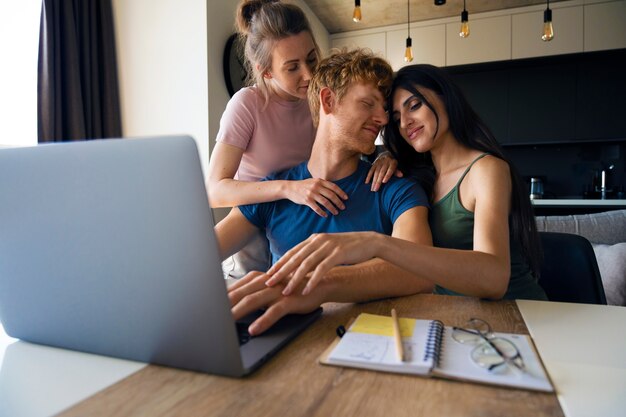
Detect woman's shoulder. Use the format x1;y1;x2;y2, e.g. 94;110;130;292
467;154;512;197
230;86;262;104
221;87;264;123
470;153;509;177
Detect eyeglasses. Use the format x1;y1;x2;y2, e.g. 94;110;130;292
452;318;526;373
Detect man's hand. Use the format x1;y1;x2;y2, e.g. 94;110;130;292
228;271;326;336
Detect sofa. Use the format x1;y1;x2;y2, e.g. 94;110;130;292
535;209;626;306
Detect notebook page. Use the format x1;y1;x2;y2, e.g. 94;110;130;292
432;328;553;392
324;314;434;375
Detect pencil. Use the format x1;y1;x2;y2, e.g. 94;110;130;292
391;308;405;362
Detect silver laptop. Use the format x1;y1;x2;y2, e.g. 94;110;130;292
0;135;321;377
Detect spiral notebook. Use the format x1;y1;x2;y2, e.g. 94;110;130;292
320;313;553;392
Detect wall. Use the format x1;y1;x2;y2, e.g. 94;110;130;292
0;1;41;147
330;0;626;70
206;0;238;161
112;0;210;174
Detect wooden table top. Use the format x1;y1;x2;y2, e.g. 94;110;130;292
59;294;563;417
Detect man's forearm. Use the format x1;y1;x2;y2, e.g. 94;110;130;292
214;208;259;260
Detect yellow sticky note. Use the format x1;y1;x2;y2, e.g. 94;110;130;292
350;313;415;337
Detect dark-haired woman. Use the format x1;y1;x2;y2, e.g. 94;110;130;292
207;0;397;278
265;64;547;301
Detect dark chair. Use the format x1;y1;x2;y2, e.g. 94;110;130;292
538;232;607;304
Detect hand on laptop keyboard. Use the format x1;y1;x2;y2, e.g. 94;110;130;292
228;271;326;336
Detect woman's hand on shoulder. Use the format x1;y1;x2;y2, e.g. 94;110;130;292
284;179;349;217
365;151;403;192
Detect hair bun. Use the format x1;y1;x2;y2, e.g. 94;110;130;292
236;0;280;35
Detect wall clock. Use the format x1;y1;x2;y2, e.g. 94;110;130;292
223;34;249;97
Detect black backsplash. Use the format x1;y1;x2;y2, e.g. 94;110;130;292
505;142;625;199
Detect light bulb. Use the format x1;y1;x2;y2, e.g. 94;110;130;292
404;46;413;62
353;1;361;23
459;10;469;38
542;21;554;41
542;8;554;41
404;37;413;62
460;21;470;38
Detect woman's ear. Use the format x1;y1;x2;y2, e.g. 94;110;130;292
320;87;335;115
257;64;272;79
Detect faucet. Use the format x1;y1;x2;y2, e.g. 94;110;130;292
600;164;615;199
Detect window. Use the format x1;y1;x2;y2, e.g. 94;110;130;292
0;2;41;147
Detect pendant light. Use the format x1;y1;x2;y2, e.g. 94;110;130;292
353;0;362;23
459;0;469;38
541;0;554;41
404;0;413;62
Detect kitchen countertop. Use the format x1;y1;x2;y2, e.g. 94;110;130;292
531;199;626;207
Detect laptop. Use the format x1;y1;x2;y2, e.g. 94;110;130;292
0;135;321;377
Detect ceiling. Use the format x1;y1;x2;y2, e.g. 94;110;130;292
301;0;565;34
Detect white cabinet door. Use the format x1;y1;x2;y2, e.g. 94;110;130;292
512;6;583;59
446;15;511;66
330;32;386;58
584;0;626;52
386;25;446;71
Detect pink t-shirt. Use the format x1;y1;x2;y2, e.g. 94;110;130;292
216;86;316;181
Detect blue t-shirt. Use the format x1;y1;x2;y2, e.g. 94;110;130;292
239;160;429;265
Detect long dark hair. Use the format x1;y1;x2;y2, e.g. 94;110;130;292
383;64;541;277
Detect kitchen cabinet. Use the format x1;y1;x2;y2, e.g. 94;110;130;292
446;15;511;66
508;63;577;144
386;25;445;71
329;1;626;69
584;1;626;52
512;6;583;59
575;50;626;141
330;32;386;58
452;69;510;144
447;48;626;146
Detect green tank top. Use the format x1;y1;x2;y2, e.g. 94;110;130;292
429;153;547;300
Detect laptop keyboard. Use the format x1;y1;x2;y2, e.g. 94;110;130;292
236;321;252;346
